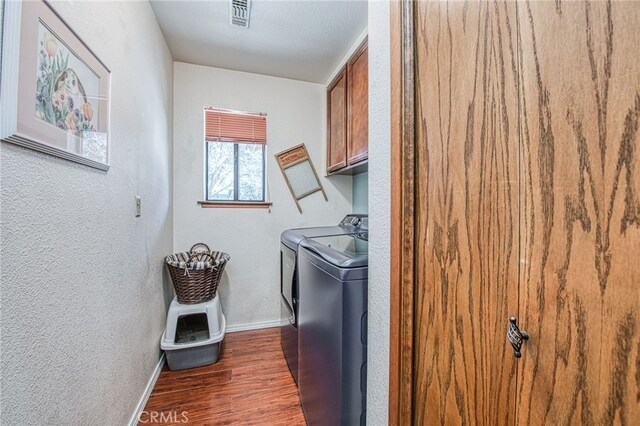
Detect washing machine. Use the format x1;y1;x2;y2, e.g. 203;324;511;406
279;214;367;384
297;233;368;426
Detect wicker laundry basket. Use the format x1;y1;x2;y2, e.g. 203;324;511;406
165;243;230;304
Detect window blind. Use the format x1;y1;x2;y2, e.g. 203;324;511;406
205;108;267;144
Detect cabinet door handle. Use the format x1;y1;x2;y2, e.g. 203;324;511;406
507;317;528;358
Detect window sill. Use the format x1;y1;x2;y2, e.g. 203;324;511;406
198;201;273;209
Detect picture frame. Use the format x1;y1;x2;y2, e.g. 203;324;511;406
0;0;111;170
275;143;327;213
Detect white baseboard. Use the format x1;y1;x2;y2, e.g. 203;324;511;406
226;318;283;333
128;353;166;426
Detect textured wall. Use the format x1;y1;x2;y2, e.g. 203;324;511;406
0;0;4;85
0;1;173;425
366;1;391;424
352;171;368;214
173;62;352;329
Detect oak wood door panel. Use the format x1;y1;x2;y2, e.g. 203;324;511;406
327;68;347;173
517;1;640;424
347;42;369;165
412;1;520;424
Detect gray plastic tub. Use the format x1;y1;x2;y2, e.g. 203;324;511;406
165;341;221;371
161;295;226;371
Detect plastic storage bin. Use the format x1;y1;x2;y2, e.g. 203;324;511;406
161;294;226;370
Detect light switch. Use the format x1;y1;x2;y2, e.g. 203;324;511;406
135;196;141;217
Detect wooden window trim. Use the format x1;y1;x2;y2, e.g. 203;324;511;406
198;201;272;209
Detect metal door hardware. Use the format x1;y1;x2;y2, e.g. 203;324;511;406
507;317;528;358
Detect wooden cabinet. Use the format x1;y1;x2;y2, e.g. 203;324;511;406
347;42;368;166
326;68;347;172
391;1;640;424
326;39;368;175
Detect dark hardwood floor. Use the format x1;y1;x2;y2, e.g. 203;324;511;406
140;327;306;425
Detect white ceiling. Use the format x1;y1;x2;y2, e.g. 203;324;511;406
149;0;368;84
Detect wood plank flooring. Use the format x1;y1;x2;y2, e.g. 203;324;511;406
140;327;306;425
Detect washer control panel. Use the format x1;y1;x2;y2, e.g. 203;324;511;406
339;214;368;230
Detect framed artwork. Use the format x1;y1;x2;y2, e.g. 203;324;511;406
275;144;327;213
0;0;111;170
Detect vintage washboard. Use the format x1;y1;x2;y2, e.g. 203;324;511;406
275;144;327;213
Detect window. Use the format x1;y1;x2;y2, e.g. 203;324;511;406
204;108;268;204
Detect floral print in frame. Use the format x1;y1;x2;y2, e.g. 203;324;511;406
1;0;110;170
35;22;100;138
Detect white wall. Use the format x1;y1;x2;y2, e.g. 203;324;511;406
173;62;352;329
0;0;4;83
0;1;173;424
367;1;391;424
325;28;369;86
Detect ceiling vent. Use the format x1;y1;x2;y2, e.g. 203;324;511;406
229;0;251;28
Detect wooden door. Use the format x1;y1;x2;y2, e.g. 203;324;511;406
412;1;520;424
347;41;368;165
394;1;640;425
327;68;347;173
517;1;640;424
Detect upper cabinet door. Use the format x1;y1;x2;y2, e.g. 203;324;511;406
347;41;368;165
327;68;348;173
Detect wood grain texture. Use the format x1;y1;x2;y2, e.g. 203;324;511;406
327;68;348;173
400;0;640;424
197;201;272;209
140;328;306;426
517;1;640;424
413;1;520;424
390;0;416;424
347;40;369;166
